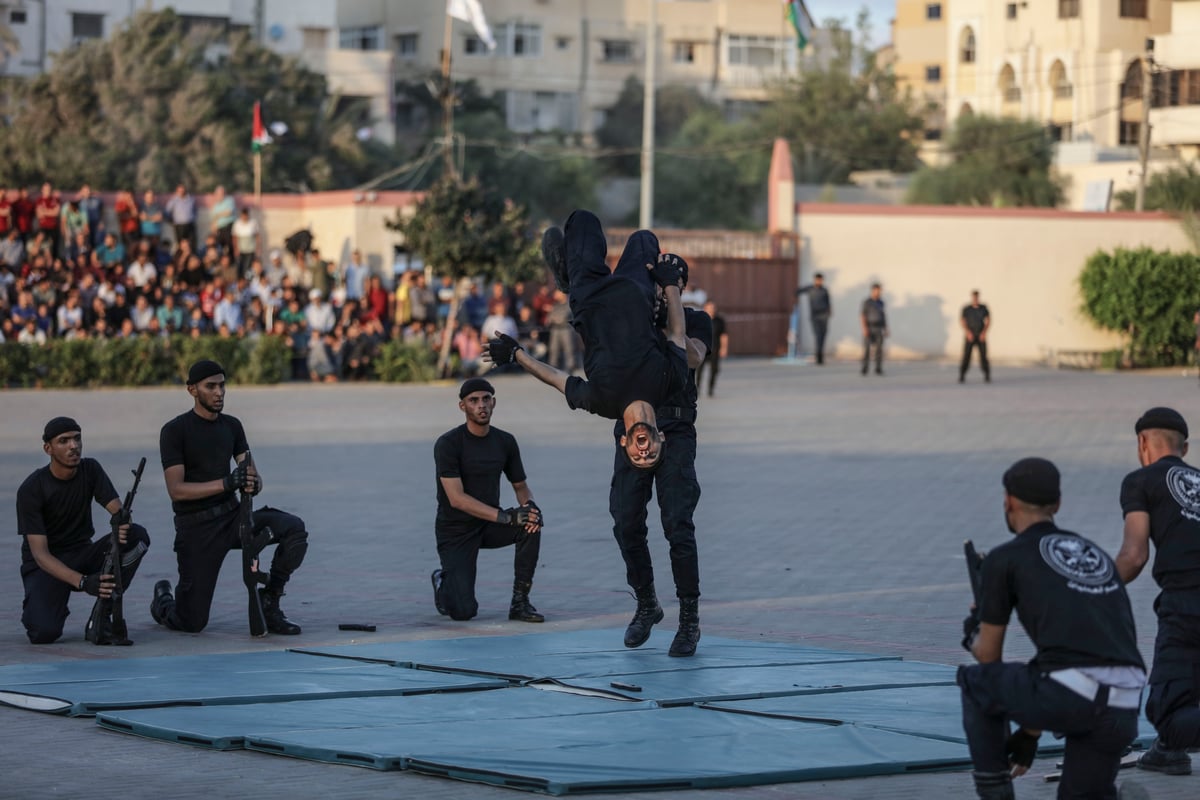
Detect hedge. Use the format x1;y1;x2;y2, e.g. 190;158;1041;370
0;335;437;388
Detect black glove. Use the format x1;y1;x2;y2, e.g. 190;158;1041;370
497;506;536;527
247;475;263;497
522;500;543;532
223;463;249;493
1005;728;1039;769
79;572;103;596
110;508;130;528
651;253;688;289
487;333;523;365
961;608;981;653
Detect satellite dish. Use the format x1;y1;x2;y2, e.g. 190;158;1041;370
269;121;289;137
269;24;285;41
356;127;373;142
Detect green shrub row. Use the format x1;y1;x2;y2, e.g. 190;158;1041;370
0;336;437;388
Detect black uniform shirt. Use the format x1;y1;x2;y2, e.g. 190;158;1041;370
1120;455;1200;594
962;304;990;335
861;297;886;329
803;286;831;318
159;410;249;514
978;521;1144;672
564;276;688;420
16;458;118;565
435;424;526;533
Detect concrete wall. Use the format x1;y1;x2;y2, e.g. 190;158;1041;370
795;203;1193;363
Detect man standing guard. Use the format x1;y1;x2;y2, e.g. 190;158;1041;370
1116;407;1200;775
16;417;150;644
432;378;544;622
151;360;309;635
797;272;832;365
960;290;991;383
860;282;887;376
959;458;1145;800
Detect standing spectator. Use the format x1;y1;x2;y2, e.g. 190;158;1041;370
341;248;367;303
360;274;390;329
797;272;832;365
13;186;36;242
0;188;12;239
516;305;546;360
530;283;554;327
436;275;455;323
409;273;437;326
96;233;125;268
231;207;259;278
304;289;335;334
77;185;104;247
210;186;236;254
393;271;412;330
35;183;62;258
165;184;197;251
481;300;518;342
959;289;991;384
265;249;287;288
860;282;888;377
307;247;332;297
114;190;140;252
453;323;485;376
1;228;26;269
697;300;728;398
139;190;164;252
460;281;487;330
545;289;576;373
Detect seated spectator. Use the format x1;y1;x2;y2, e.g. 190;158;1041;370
17;317;46;345
481;300;518;341
105;292;131;330
213;291;243;334
360;274;390;329
34;303;55;336
126;248;157;293
56;292;83;335
184;305;209;336
307;328;337;382
460;281;487;330
179;254;207;289
0;228;25;269
96;233;125;268
130;294;155;332
114;190;140;251
304;288;335;334
139;189;163;251
265;249;287;288
279;297;305;326
243;296;266;337
156;293;184;332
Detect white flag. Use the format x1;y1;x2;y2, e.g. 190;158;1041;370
447;0;496;51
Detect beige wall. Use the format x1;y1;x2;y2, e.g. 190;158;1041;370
795;203;1192;362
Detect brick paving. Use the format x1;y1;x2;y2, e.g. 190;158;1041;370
0;358;1196;798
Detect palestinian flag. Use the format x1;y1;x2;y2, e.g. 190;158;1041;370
784;0;813;50
252;101;272;152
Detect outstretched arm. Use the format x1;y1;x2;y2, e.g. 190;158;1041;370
514;347;570;393
662;284;687;352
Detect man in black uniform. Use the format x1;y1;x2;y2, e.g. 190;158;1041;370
960;290;991;383
16;417;151;644
489;209;689;470
696;300;726;397
432;377;544;622
860;282;887;376
960;457;1146;800
797;272;832;365
150;360;308;635
1116;407;1200;775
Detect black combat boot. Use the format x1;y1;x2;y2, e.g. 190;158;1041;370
259;588;302;635
668;597;700;657
509;580;545;623
972;770;1015;800
541;227;568;293
624;583;664;648
1137;737;1192;775
431;569;447;616
150;579;174;625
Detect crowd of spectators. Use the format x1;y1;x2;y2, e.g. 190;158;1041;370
0;182;583;382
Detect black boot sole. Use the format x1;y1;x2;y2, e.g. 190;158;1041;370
624;607;664;648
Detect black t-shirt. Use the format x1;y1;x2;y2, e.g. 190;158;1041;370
434;424;526;532
613;308;713;440
159;410;249;514
708;314;725;360
1120;455;1200;594
962;304;990;334
978;521;1143;672
861;298;886;328
564;275;688;419
16;458;118;565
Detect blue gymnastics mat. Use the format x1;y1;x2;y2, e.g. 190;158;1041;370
0;650;505;716
97;688;653;750
243;705;970;790
291;628;897;680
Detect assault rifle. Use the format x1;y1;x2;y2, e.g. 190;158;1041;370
240;451;272;637
964;540;984;604
86;457;146;645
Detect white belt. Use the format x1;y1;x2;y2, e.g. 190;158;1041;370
1048;669;1142;710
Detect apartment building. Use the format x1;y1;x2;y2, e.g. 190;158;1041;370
1148;0;1200;160
0;1;817;142
891;0;949;140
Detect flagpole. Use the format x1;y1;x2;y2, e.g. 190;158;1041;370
253;149;262;260
441;7;456;179
639;0;656;229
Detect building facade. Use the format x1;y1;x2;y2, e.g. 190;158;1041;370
891;0;949;140
1148;0;1200;160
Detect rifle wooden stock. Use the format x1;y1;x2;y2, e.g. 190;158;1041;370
240;451;271;637
87;457;146;646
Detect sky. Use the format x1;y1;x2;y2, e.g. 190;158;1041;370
804;0;896;46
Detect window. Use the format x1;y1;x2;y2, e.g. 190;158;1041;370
72;13;104;42
1058;0;1080;18
395;33;418;58
10;10;26;25
925;65;941;83
339;26;382;51
727;34;786;68
500;23;542;58
1049;61;1073;99
925;128;942;141
602;39;634;63
1153;70;1200;107
1006;4;1018;20
302;27;329;49
960;29;975;63
926;3;942;21
1049;123;1073;142
1120;0;1148;18
556;36;570;50
999;64;1020;103
1119;120;1140;145
673;42;696;64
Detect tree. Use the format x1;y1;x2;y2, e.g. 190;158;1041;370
0;9;390;192
595;78;721;176
387;176;544;375
907;114;1065;207
1079;247;1200;367
1115;163;1200;213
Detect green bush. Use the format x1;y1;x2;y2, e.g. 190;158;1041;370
0;342;33;388
1079;247;1200;367
234;335;291;385
372;340;438;383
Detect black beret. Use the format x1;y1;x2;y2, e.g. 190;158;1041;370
42;416;81;443
1135;407;1188;439
187;359;225;385
459;378;495;399
1003;457;1061;506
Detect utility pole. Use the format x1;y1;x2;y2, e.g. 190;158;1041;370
1135;37;1155;212
441;12;457;180
638;0;657;229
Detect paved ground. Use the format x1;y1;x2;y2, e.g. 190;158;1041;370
0;358;1196;799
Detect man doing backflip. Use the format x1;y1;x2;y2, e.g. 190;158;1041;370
151;359;309;635
16;417;150;644
1116;407;1200;775
960;457;1145;800
431;377;544;622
